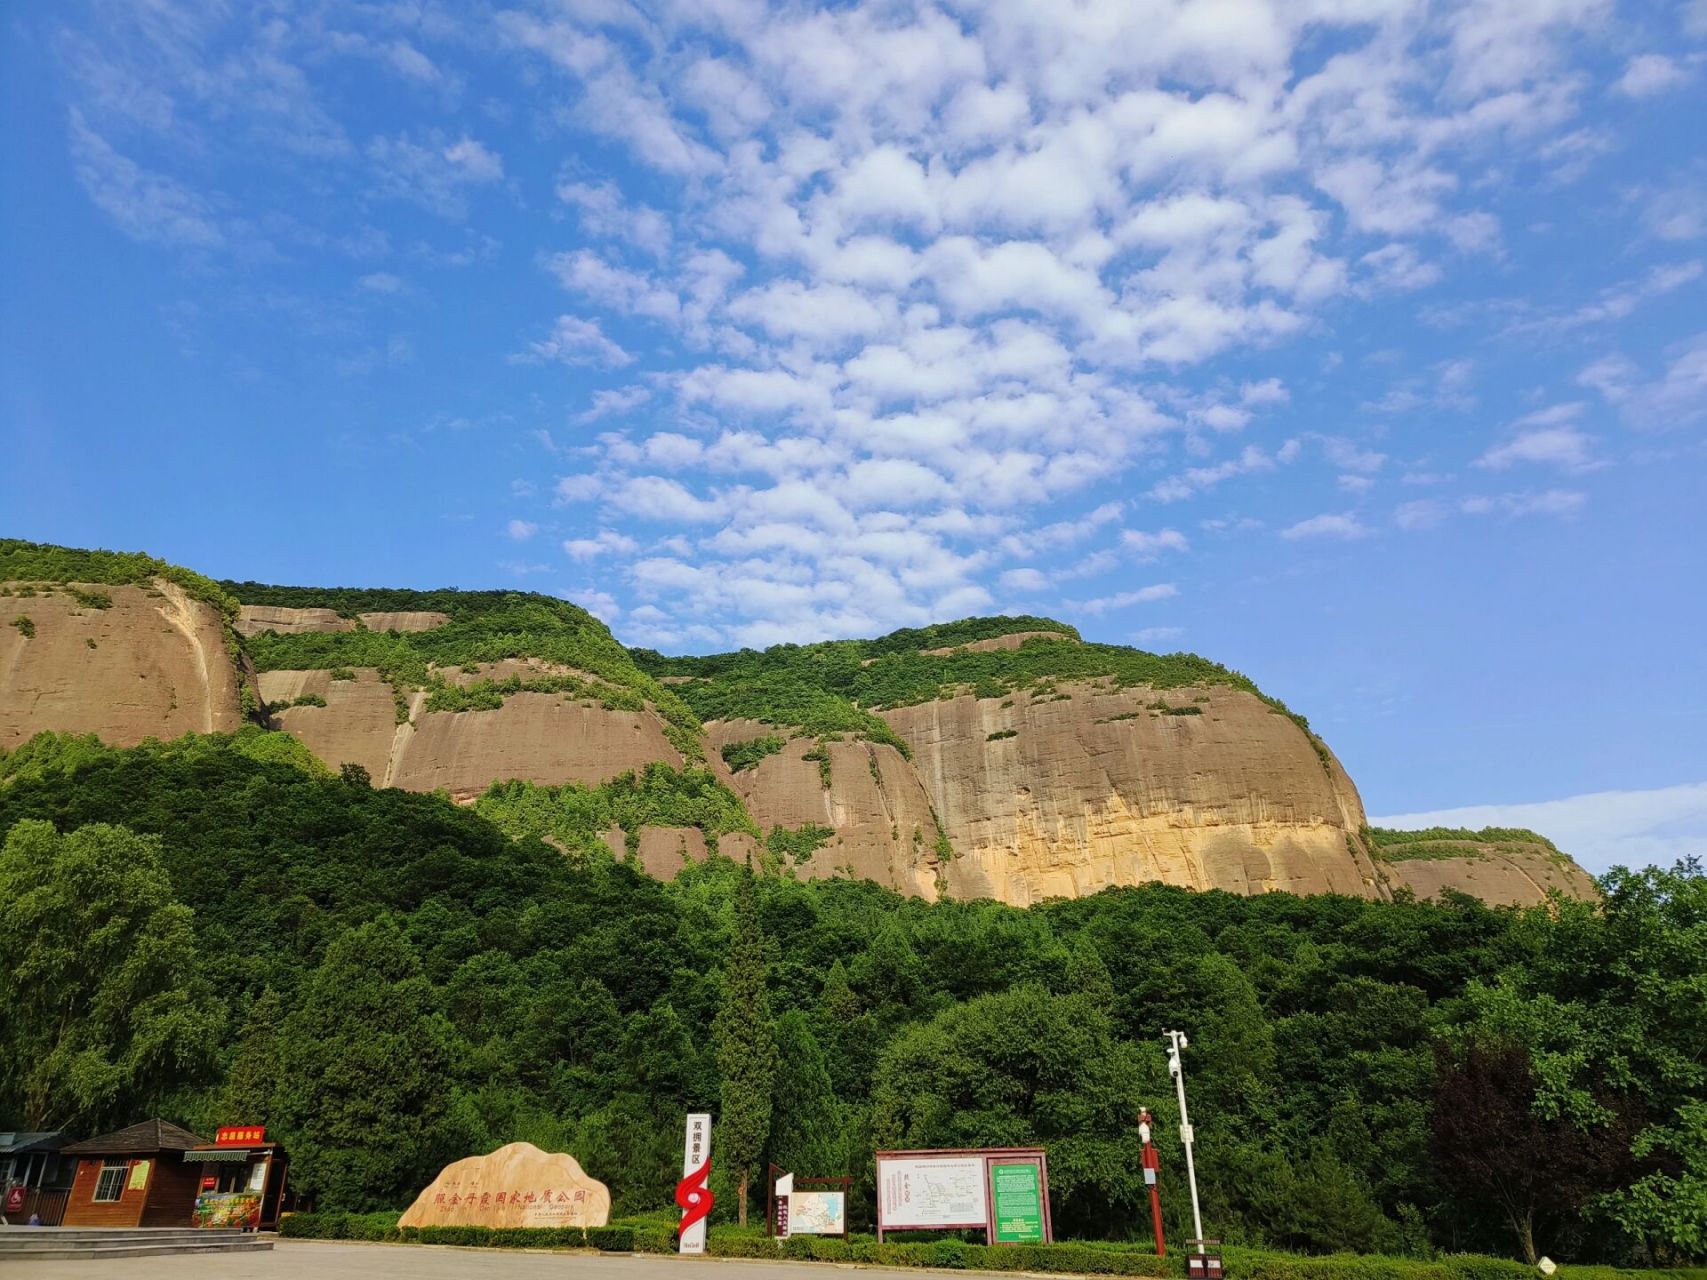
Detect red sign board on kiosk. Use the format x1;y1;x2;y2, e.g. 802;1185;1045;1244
214;1126;265;1146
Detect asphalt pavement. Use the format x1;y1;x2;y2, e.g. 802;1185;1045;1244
6;1240;943;1280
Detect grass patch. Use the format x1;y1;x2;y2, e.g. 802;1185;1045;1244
720;734;787;773
475;764;759;856
766;822;836;863
986;728;1018;741
10;615;34;639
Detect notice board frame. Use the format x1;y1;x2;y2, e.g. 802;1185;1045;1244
874;1148;1053;1245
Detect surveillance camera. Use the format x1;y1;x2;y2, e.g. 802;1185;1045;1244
1179;1034;1189;1049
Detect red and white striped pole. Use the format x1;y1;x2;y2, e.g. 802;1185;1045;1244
1139;1108;1165;1256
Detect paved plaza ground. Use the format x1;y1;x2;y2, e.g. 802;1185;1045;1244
8;1241;911;1280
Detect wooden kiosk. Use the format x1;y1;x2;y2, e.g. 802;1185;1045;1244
184;1126;291;1230
59;1120;207;1228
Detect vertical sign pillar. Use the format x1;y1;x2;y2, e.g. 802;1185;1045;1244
677;1113;714;1255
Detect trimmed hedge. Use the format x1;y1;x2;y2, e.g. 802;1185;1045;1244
278;1213;632;1251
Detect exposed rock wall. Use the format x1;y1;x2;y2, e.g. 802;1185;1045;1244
879;681;1381;905
1377;843;1598;905
708;720;946;896
259;667;684;800
0;573;1595;908
1;581;244;749
235;605;449;637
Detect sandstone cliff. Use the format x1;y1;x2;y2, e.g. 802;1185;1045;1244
0;543;1596;908
2;580;247;748
1370;835;1598;905
881;681;1380;906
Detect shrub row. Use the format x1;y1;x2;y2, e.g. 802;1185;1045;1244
277;1213;632;1252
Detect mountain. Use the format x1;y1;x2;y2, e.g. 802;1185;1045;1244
0;539;1594;906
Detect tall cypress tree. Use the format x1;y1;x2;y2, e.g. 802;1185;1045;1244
712;867;776;1225
767;1010;844;1177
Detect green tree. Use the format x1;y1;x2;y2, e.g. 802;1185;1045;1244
0;820;220;1129
273;916;457;1210
713;868;776;1225
219;989;285;1125
871;983;1144;1238
767;1010;844;1177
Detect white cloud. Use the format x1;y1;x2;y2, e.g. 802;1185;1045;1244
369;131;503;218
1280;513;1372;541
1121;528;1190;559
556;180;671;258
1579;334;1707;430
517;315;633;368
1614;55;1690;99
506;519;538;541
609;476;729;524
1148;445;1284;502
67;110;222;248
83;0;1683;650
1077;583;1178;614
1476;424;1596;471
1133;625;1185;646
1397;488;1588;528
999;568;1049;592
562;529;640;560
1371;781;1707;876
576;386;653;423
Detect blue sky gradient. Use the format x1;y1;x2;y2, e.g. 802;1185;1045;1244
3;1;1705;867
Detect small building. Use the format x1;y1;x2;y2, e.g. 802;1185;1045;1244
59;1119;207;1228
184;1127;292;1230
1;1131;76;1225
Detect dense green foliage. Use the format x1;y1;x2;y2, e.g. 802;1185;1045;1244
474;767;759;860
721;735;788;772
715;869;777;1224
0;820;221;1129
0;730;1702;1265
766;823;836;864
0;538;240;620
1370;828;1562;854
236;586;702;756
637;615;1322;756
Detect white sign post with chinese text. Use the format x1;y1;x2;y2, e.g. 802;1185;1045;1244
678;1113;713;1255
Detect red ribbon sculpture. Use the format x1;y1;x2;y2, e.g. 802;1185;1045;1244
676;1157;715;1236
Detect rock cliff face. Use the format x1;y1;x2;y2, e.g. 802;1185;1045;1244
1372;838;1598;906
1;581;247;748
0;549;1596;908
882;682;1380;906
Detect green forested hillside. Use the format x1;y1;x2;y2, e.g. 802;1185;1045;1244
635;618;1321;749
1;731;1702;1263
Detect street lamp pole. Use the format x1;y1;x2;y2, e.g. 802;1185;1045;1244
1165;1030;1204;1246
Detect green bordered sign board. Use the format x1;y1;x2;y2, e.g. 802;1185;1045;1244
989;1160;1046;1244
875;1148;1052;1245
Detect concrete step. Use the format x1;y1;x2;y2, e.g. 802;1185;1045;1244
0;1229;272;1260
0;1240;274;1260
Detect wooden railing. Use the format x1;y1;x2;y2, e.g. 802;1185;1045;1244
3;1188;71;1227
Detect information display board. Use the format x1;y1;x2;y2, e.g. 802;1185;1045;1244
877;1154;988;1230
875;1149;1052;1244
989;1162;1046;1244
787;1190;847;1236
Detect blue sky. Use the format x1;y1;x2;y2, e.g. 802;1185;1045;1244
3;1;1705;871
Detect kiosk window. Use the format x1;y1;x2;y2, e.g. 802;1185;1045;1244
93;1161;129;1202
